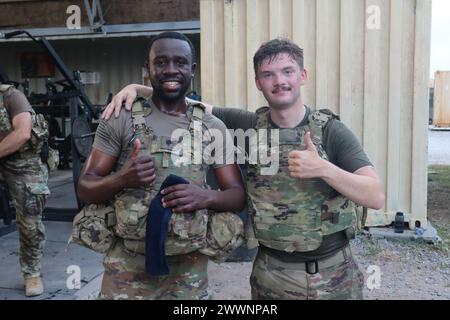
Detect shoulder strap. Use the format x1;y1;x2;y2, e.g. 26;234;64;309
188;102;216;138
187;103;205;126
0;85;13;110
255;106;270;129
187;103;206;165
131;97;153;146
306;108;339;159
307;108;339;144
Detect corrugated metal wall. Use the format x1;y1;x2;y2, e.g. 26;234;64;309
200;0;432;228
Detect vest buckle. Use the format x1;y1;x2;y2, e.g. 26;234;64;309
305;260;319;275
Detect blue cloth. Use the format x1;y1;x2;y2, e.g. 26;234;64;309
145;174;189;276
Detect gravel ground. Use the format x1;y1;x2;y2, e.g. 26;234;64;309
352;236;449;300
208;235;450;300
428;130;450;165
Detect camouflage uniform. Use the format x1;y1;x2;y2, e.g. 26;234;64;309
247;107;364;300
100;239;211;300
250;247;364;300
0;85;50;280
82;99;242;300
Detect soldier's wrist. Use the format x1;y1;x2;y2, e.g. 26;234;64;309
320;159;335;180
204;189;216;209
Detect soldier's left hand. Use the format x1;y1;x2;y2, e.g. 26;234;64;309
161;183;211;213
288;132;328;179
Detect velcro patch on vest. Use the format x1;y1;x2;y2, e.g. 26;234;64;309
321;204;340;224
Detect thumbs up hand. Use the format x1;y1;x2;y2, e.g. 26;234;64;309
304;131;317;153
129;137;142;160
119;138;156;188
288;132;327;179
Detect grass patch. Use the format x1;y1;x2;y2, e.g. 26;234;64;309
434;225;450;256
428;165;450;255
428;165;450;190
362;238;383;256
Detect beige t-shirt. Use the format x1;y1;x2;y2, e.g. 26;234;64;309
93;101;236;171
3;88;33;118
1;88;32;141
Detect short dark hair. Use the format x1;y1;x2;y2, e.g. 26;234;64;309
253;38;304;75
146;31;196;63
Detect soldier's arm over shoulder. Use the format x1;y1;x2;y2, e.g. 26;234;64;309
203;113;237;168
212;107;257;131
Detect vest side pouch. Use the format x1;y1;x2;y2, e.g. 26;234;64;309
30;113;49;151
199;211;244;263
165;208;209;256
120;208;211;257
114;188;153;240
71;203;116;254
123;239;146;255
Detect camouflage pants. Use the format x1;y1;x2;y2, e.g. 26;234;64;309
250;246;364;300
0;156;49;279
100;239;212;300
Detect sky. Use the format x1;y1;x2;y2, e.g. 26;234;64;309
430;0;450;78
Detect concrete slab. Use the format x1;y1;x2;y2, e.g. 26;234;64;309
0;223;16;237
0;221;104;300
429;125;450;131
46;170;78;210
369;220;441;244
74;273;103;300
428;129;450;165
0;288;72;301
44;221;74;242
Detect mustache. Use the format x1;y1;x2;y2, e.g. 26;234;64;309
272;86;292;94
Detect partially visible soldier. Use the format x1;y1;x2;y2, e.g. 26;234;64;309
0;81;50;297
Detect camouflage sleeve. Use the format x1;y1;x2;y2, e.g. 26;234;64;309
323;119;373;173
212;107;257;131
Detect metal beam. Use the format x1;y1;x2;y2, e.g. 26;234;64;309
0;0;40;3
84;0;105;32
0;21;200;42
